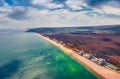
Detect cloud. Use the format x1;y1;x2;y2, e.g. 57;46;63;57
32;0;64;10
7;6;28;20
66;0;83;10
1;0;120;18
83;0;120;17
0;0;120;29
32;0;52;4
66;0;93;12
102;5;120;15
0;5;12;13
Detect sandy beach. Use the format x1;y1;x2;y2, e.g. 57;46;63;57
38;34;120;79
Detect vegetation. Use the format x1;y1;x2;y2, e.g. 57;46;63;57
27;25;120;67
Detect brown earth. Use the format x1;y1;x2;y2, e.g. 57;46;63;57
45;33;120;67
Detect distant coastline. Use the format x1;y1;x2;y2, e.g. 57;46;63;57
37;33;120;79
27;25;120;67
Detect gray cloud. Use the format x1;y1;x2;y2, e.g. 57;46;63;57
7;7;28;20
105;14;120;18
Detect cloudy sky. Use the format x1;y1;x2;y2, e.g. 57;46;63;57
0;0;120;29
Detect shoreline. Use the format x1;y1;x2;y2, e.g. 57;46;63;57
37;34;120;79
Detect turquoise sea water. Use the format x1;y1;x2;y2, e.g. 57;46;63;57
0;32;100;79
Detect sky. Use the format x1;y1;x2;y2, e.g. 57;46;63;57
0;0;120;29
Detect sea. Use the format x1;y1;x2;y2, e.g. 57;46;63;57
0;31;100;79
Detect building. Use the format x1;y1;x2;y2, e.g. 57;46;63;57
98;58;106;66
78;50;85;56
91;57;98;63
116;68;120;72
86;54;93;59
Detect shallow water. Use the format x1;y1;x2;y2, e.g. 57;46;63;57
0;32;100;79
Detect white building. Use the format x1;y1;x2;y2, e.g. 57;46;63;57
78;50;85;56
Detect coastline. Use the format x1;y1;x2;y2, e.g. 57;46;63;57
37;34;120;79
